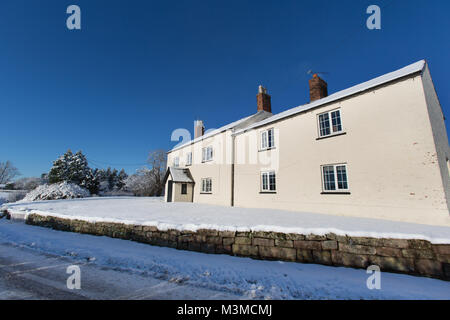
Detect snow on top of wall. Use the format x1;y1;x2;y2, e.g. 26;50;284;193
4;196;450;244
233;60;426;135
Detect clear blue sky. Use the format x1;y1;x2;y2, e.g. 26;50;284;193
1;0;449;177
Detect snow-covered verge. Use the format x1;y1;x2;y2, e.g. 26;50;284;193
21;182;90;202
0;191;27;205
0;219;448;300
3;197;450;244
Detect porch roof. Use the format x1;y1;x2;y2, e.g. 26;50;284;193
164;167;194;183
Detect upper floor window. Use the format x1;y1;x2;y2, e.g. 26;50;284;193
261;171;276;192
261;128;275;150
318;109;342;137
321;164;349;192
186;152;192;166
173;157;179;167
201;178;212;193
202;146;213;162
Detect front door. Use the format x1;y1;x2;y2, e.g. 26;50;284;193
167;181;173;202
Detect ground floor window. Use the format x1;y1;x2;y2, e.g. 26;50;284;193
321;164;348;192
261;171;276;192
181;183;187;194
201;178;212;193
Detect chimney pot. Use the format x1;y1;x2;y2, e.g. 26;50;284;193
256;85;271;113
309;75;328;102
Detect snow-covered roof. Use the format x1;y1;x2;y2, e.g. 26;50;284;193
169;110;272;153
234;60;426;135
164;167;194;183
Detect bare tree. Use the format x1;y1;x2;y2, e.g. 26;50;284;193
124;150;167;197
147;149;167;196
0;161;20;184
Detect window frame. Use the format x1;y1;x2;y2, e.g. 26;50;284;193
202;146;214;163
317;108;344;138
260;171;277;193
201;178;212;194
181;183;187;195
320;163;350;193
260;128;275;151
186;152;192;166
173;157;180;168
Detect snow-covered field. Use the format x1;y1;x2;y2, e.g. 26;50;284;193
0;219;449;300
4;197;450;243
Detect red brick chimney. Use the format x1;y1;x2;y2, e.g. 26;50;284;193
194;120;204;139
309;74;328;102
256;85;271;113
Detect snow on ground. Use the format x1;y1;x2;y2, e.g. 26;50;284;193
0;219;449;300
4;197;450;244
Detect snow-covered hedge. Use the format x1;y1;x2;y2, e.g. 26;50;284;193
22;182;90;202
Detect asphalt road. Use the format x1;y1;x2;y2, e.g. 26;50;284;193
0;242;240;300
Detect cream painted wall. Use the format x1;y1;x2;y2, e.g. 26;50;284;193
173;182;194;202
233;74;450;226
167;130;233;206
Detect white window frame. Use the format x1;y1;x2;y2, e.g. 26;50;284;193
260;171;276;192
201;178;212;193
317;109;343;138
321;163;349;192
186;152;192;166
173;157;180;168
202;146;213;162
260;128;275;150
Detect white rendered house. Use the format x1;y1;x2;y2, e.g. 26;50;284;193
164;60;450;226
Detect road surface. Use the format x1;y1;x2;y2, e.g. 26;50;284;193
0;242;240;300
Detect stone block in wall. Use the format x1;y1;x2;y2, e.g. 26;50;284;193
305;234;327;241
236;231;252;238
375;247;402;257
235;237;252;245
369;256;414;273
414;259;443;277
407;239;432;250
312;250;332;265
401;249;435;260
274;239;294;248
296;249;314;263
252;238;275;247
143;225;158;232
232;244;259;257
339;243;376;255
216;245;232;254
218;231;236;238
206;236;222;245
178;235;193;243
433;245;450;256
349;237;383;247
197;229;219;236
222;237;235;246
193;234;207;243
331;251;370;268
285;233;305;241
253;231;277;239
188;241;202;252
293;240;321;250
259;246;296;261
436;255;450;264
321;240;338;250
381;239;409;249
